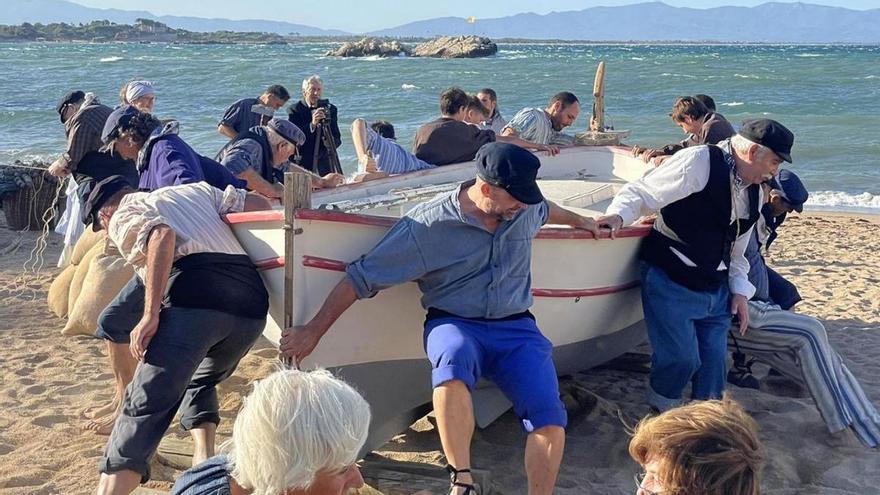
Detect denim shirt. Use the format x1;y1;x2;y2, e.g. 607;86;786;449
346;180;549;319
170;454;231;495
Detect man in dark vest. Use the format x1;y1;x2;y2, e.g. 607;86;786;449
216;118;343;199
597;119;795;412
287;75;342;176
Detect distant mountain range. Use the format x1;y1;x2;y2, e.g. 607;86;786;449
5;0;349;36
5;0;880;42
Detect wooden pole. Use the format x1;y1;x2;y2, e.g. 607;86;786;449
591;61;606;132
282;171;312;367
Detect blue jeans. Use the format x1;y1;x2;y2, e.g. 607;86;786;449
640;262;732;411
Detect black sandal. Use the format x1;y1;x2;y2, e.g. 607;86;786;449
446;464;478;495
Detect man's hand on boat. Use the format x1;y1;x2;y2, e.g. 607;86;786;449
596;214;624;239
279;323;325;367
537;144;560;156
129;313;160;361
631;146;664;164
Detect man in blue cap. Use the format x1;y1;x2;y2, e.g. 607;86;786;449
598;118;794;413
279;142;601;495
216;118;344;198
724;170;880;448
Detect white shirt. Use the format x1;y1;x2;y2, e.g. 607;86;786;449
108;182;247;275
606;145;760;298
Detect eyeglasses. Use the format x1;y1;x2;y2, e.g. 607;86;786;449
634;473;664;495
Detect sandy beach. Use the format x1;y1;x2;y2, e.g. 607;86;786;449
0;211;878;494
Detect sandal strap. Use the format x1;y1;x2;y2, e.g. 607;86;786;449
446;464;475;492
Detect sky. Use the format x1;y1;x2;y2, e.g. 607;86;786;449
69;0;878;33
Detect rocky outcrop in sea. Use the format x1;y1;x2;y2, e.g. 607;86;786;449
326;35;497;59
411;36;498;58
325;38;410;57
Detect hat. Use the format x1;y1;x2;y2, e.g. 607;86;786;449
101;105;141;144
57;90;85;123
775;169;808;213
82;175;132;232
267;118;305;146
739;119;794;163
475;142;543;205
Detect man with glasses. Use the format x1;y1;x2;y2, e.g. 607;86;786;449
216;118;343;199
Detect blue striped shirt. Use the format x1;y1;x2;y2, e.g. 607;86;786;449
503;107;576;146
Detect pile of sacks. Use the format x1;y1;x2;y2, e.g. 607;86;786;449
48;229;134;337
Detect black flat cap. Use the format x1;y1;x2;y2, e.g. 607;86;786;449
739;119;794;163
57;90;85;123
475;142;543;205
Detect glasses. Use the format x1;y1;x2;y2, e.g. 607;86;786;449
634;473;663;495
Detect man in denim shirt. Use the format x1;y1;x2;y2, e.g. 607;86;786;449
281;142;600;495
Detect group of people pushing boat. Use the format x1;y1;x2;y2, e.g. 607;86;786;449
45;75;879;495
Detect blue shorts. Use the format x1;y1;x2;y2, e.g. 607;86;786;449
95;275;144;343
423;316;567;432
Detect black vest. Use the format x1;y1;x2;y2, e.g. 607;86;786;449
640;145;760;292
216;127;275;183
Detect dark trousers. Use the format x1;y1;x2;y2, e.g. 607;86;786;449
99;307;265;482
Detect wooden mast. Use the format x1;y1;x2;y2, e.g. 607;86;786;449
282;171;312;367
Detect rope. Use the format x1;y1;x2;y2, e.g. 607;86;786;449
0;177;65;302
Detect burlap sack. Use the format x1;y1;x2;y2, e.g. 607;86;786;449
62;253;134;337
70;229;105;266
66;240;105;314
47;264;76;318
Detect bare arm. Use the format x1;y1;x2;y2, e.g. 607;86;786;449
279;277;359;366
130;224;176;360
237;168;284;199
217;124;237;139
546;200;599;236
495;134;559;155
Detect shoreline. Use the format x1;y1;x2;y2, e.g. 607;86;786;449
0;209;878;493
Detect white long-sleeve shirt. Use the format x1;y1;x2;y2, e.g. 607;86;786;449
606;145;760;298
108;182;247;276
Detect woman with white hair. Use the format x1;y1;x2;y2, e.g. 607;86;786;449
119;80;155;113
171;369;371;495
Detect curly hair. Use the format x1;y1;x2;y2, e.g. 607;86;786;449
629;398;765;495
119;111;162;147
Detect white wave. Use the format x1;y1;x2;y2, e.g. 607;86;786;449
806;190;880;213
630;57;645;61
659;72;696;79
864;75;877;79
796;53;823;58
99;56;124;63
733;73;760;79
721;101;744;107
362;55;385;61
401;83;418;90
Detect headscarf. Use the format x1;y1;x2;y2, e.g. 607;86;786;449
125;80;155;103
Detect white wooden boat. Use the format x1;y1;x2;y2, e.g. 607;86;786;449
224;145;652;454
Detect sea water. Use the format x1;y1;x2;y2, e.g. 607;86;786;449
0;42;877;212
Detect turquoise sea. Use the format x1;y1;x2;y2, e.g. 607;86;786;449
1;42;878;212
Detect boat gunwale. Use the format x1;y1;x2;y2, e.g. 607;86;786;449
225;208;652;239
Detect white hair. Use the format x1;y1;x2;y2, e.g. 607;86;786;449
730;134;771;158
224;369;370;495
302;75;323;92
264;127;287;149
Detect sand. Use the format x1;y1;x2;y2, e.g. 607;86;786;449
0;211;878;494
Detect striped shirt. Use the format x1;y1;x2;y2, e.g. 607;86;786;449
503;107;576;146
108;182;247;275
61;95;113;171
